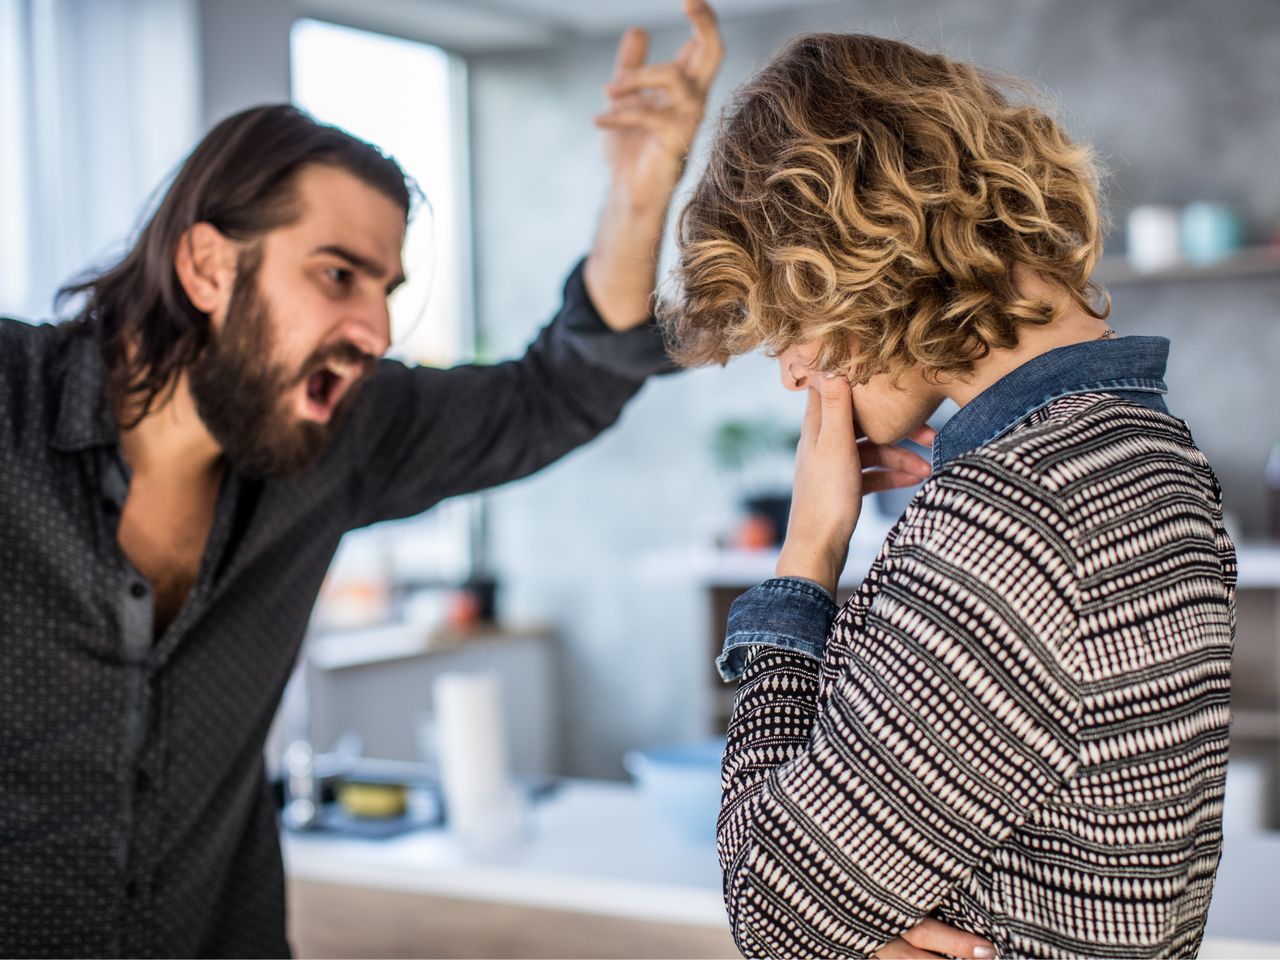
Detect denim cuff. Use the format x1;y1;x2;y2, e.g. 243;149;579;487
717;577;838;682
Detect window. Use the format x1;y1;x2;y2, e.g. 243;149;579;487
291;18;472;366
0;0;31;317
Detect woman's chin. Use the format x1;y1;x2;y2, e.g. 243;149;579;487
859;420;900;445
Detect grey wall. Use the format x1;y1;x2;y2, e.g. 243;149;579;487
468;0;1280;775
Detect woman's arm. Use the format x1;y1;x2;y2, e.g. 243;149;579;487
717;381;1082;957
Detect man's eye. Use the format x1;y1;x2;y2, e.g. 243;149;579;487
325;266;353;287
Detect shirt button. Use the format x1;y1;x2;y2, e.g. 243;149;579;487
129;582;148;599
135;769;151;793
124;879;139;899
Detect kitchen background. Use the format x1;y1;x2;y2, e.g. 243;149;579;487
3;0;1278;956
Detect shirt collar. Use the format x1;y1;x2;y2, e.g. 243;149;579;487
50;322;121;453
931;335;1171;471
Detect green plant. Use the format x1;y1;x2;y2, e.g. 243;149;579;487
711;419;801;473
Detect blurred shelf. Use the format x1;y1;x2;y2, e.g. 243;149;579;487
665;540;1280;591
1094;247;1280;286
1238;542;1280;590
308;622;553;670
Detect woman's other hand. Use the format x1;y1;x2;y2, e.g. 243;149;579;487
776;377;933;594
874;917;996;958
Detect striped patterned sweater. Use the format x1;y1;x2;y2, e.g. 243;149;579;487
719;393;1236;959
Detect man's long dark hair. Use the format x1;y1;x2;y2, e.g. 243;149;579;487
58;104;412;425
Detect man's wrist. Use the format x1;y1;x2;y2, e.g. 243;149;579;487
602;178;676;221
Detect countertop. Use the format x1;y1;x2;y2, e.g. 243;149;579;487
283;778;1280;953
282;779;724;926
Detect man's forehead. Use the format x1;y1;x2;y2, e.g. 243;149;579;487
281;164;406;262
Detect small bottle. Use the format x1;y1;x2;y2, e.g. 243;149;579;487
1266;441;1280;540
282;740;319;830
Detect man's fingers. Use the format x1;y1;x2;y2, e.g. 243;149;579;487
606;63;697;108
679;0;723;90
593;109;669;133
900;917;995;960
611;26;648;81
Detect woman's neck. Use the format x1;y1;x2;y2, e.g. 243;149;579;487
942;272;1110;408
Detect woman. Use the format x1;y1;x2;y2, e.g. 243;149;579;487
664;34;1235;959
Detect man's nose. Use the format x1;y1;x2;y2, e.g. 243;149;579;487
343;301;392;358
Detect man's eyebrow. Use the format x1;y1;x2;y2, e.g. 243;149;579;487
312;244;407;294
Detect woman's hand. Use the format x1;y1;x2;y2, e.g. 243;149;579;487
875;917;996;959
776;377;934;595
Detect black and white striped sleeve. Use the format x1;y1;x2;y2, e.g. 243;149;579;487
718;458;1084;958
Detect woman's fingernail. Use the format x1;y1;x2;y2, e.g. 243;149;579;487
973;946;995;959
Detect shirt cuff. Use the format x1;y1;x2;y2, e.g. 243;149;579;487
717;577;838;682
557;257;678;382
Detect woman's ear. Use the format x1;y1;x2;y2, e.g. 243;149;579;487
174;222;237;320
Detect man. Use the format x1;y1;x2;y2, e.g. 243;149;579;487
0;5;723;956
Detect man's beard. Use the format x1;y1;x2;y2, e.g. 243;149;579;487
187;255;367;478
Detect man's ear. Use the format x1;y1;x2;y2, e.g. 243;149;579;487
174;222;237;320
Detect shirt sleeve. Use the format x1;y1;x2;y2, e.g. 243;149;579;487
718;458;1083;958
717;577;838;681
343;257;674;527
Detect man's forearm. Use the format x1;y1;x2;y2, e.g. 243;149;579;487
583;184;671;331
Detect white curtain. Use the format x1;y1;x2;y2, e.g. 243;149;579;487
0;0;200;320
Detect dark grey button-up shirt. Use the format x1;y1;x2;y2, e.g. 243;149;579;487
0;261;669;958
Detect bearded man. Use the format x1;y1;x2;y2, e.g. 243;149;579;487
0;3;723;954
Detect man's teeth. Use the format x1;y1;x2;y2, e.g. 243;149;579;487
324;361;361;382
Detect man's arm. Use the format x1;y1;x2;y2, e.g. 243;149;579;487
585;0;722;330
344;3;723;527
717;459;1083;958
346;262;660;526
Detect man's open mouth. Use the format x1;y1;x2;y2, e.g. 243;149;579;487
302;360;364;421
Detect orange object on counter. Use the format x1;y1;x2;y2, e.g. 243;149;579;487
732;513;776;551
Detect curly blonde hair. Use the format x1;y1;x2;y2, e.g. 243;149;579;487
663;33;1110;383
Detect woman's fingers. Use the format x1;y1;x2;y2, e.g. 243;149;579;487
857;438;931;479
862;470;926;493
816;376;855;452
900;917;996;960
906;423;938;447
873;936;945;959
799;382;823;449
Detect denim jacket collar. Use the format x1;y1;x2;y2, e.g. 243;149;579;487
931;335;1171;471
